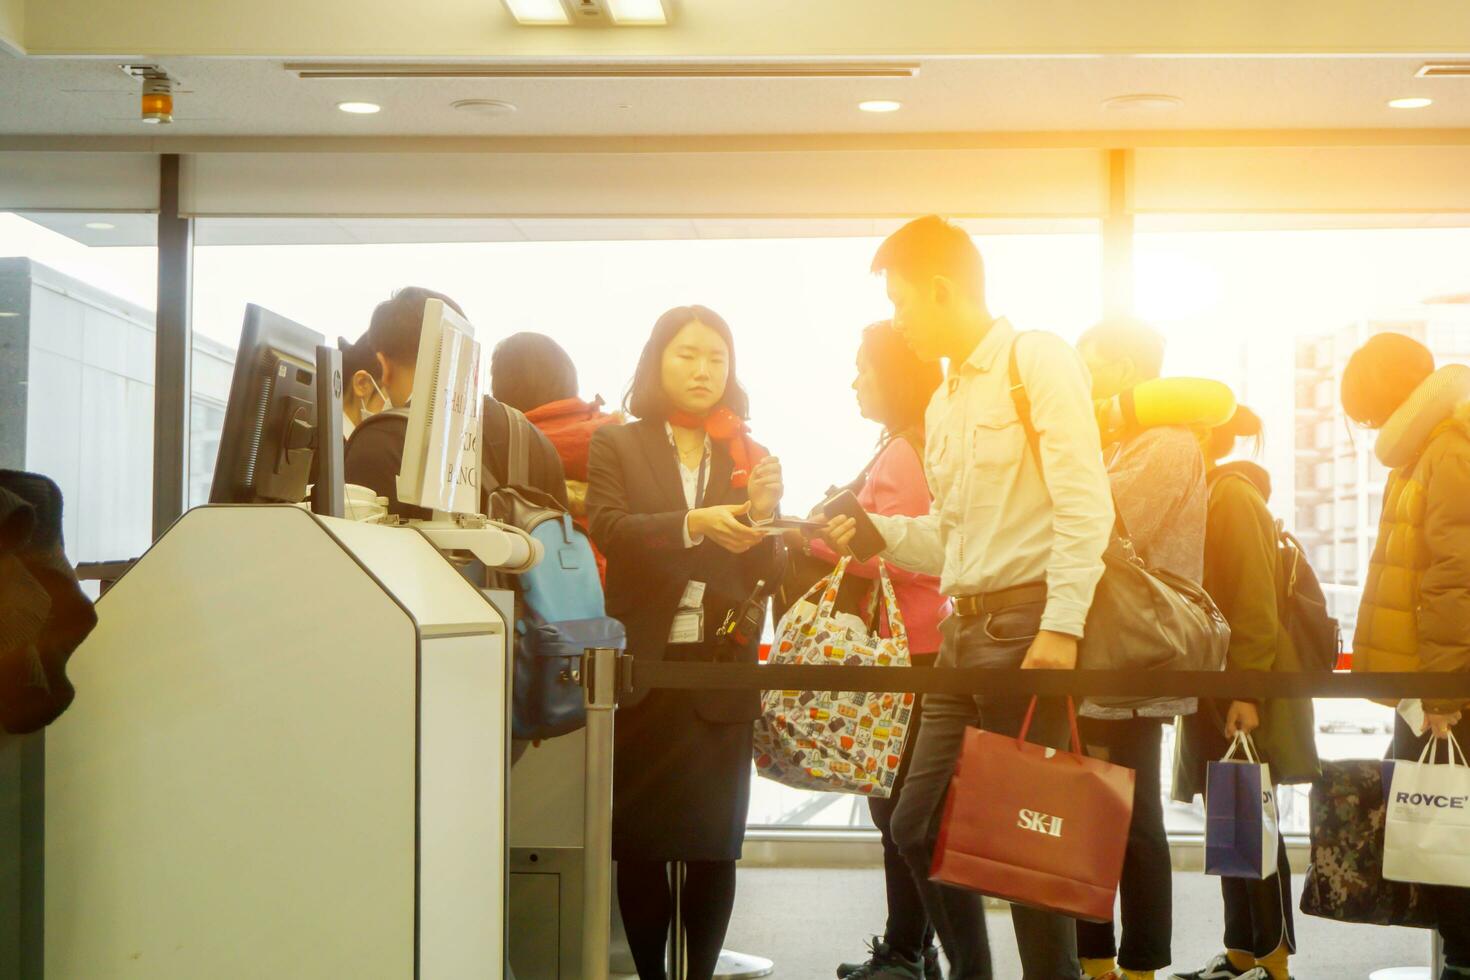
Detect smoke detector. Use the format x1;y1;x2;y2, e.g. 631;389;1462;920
120;64;176;125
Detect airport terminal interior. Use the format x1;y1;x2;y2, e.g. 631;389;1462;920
3;2;1470;978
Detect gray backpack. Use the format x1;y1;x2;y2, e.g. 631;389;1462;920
1007;335;1230;710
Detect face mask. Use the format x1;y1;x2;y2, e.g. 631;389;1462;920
359;375;394;420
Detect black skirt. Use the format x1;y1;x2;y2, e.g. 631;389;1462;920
612;648;753;863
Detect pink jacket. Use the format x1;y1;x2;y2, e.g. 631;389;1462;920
808;438;950;655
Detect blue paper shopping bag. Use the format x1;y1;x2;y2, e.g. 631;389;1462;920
1205;733;1280;879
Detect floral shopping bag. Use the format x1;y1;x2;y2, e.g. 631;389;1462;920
753;557;915;797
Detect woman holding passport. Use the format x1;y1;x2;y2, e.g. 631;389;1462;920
587;305;785;980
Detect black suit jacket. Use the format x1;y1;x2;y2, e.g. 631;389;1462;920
587;419;785;722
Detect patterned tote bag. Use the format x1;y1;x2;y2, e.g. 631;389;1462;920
753;557;915;797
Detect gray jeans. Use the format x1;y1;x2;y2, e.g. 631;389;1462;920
889;603;1081;980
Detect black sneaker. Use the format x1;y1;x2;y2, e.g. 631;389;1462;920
1171;954;1246;980
836;938;924;980
921;944;943;980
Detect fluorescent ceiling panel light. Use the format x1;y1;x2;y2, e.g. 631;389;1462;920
1387;97;1433;109
858;100;902;113
503;0;571;24
84;221;116;230
605;0;668;24
337;101;382;114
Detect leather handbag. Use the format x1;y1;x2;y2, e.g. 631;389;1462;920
1007;336;1230;709
929;696;1135;922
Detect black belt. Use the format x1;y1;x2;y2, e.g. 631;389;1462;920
951;582;1047;618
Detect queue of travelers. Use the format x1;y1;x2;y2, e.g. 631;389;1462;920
337;215;1470;980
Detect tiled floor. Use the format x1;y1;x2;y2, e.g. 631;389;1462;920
718;868;1432;979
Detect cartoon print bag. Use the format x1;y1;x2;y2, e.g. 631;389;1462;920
753;557;915;797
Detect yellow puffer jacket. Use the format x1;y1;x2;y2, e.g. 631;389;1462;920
1354;393;1470;714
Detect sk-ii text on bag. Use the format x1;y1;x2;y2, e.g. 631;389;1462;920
754;557;915;797
1383;732;1470;889
929;696;1135;923
1205;733;1281;879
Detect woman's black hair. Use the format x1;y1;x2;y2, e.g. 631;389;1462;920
491;332;579;413
1207;404;1264;462
625;305;750;421
858;320;941;440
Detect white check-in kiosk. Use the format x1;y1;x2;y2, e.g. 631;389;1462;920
43;505;512;979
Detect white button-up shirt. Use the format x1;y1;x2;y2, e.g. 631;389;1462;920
869;318;1113;638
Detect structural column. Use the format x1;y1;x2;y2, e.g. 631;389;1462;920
1102;148;1135;319
152;153;193;539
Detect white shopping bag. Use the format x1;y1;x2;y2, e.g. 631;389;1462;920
1383;732;1470;888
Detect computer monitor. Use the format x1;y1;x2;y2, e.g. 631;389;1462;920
395;298;484;516
208;304;327;505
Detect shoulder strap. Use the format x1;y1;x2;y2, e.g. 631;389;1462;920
1010;332;1132;542
504;404;532;487
1006;334;1043;478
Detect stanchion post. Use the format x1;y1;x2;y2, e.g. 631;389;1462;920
581;647;619;980
668;861;688;980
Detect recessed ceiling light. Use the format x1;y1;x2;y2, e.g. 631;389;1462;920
452;99;518;117
605;0;668;24
336;101;381;114
0;312;18;318
858;100;902;113
84;221;116;231
503;0;571;24
1102;93;1183;111
1388;97;1433;109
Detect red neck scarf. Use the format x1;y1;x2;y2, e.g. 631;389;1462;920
667;406;768;488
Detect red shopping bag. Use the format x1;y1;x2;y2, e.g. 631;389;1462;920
929;696;1135;923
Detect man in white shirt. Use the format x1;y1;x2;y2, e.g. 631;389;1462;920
828;216;1114;980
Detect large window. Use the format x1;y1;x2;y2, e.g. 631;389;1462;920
188;219;1102;829
1135;223;1470;833
0;212;158;567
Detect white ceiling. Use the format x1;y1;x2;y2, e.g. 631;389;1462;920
1;53;1467;137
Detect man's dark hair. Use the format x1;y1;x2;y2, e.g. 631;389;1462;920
337;330;380;380
870;215;985;302
625;305;750;421
368;287;466;365
859;320;942;437
1079;317;1167;382
491;332;579;413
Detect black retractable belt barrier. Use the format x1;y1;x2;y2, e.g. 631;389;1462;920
629;662;1470;700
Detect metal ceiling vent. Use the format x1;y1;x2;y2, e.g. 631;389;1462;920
1416;63;1470;78
285;61;920;80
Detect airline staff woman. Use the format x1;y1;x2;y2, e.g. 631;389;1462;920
587;305;785;980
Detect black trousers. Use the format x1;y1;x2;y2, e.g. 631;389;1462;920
1393;713;1470;967
1075;716;1172;972
889;609;1081;980
1220;831;1295;960
866;652;938;960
